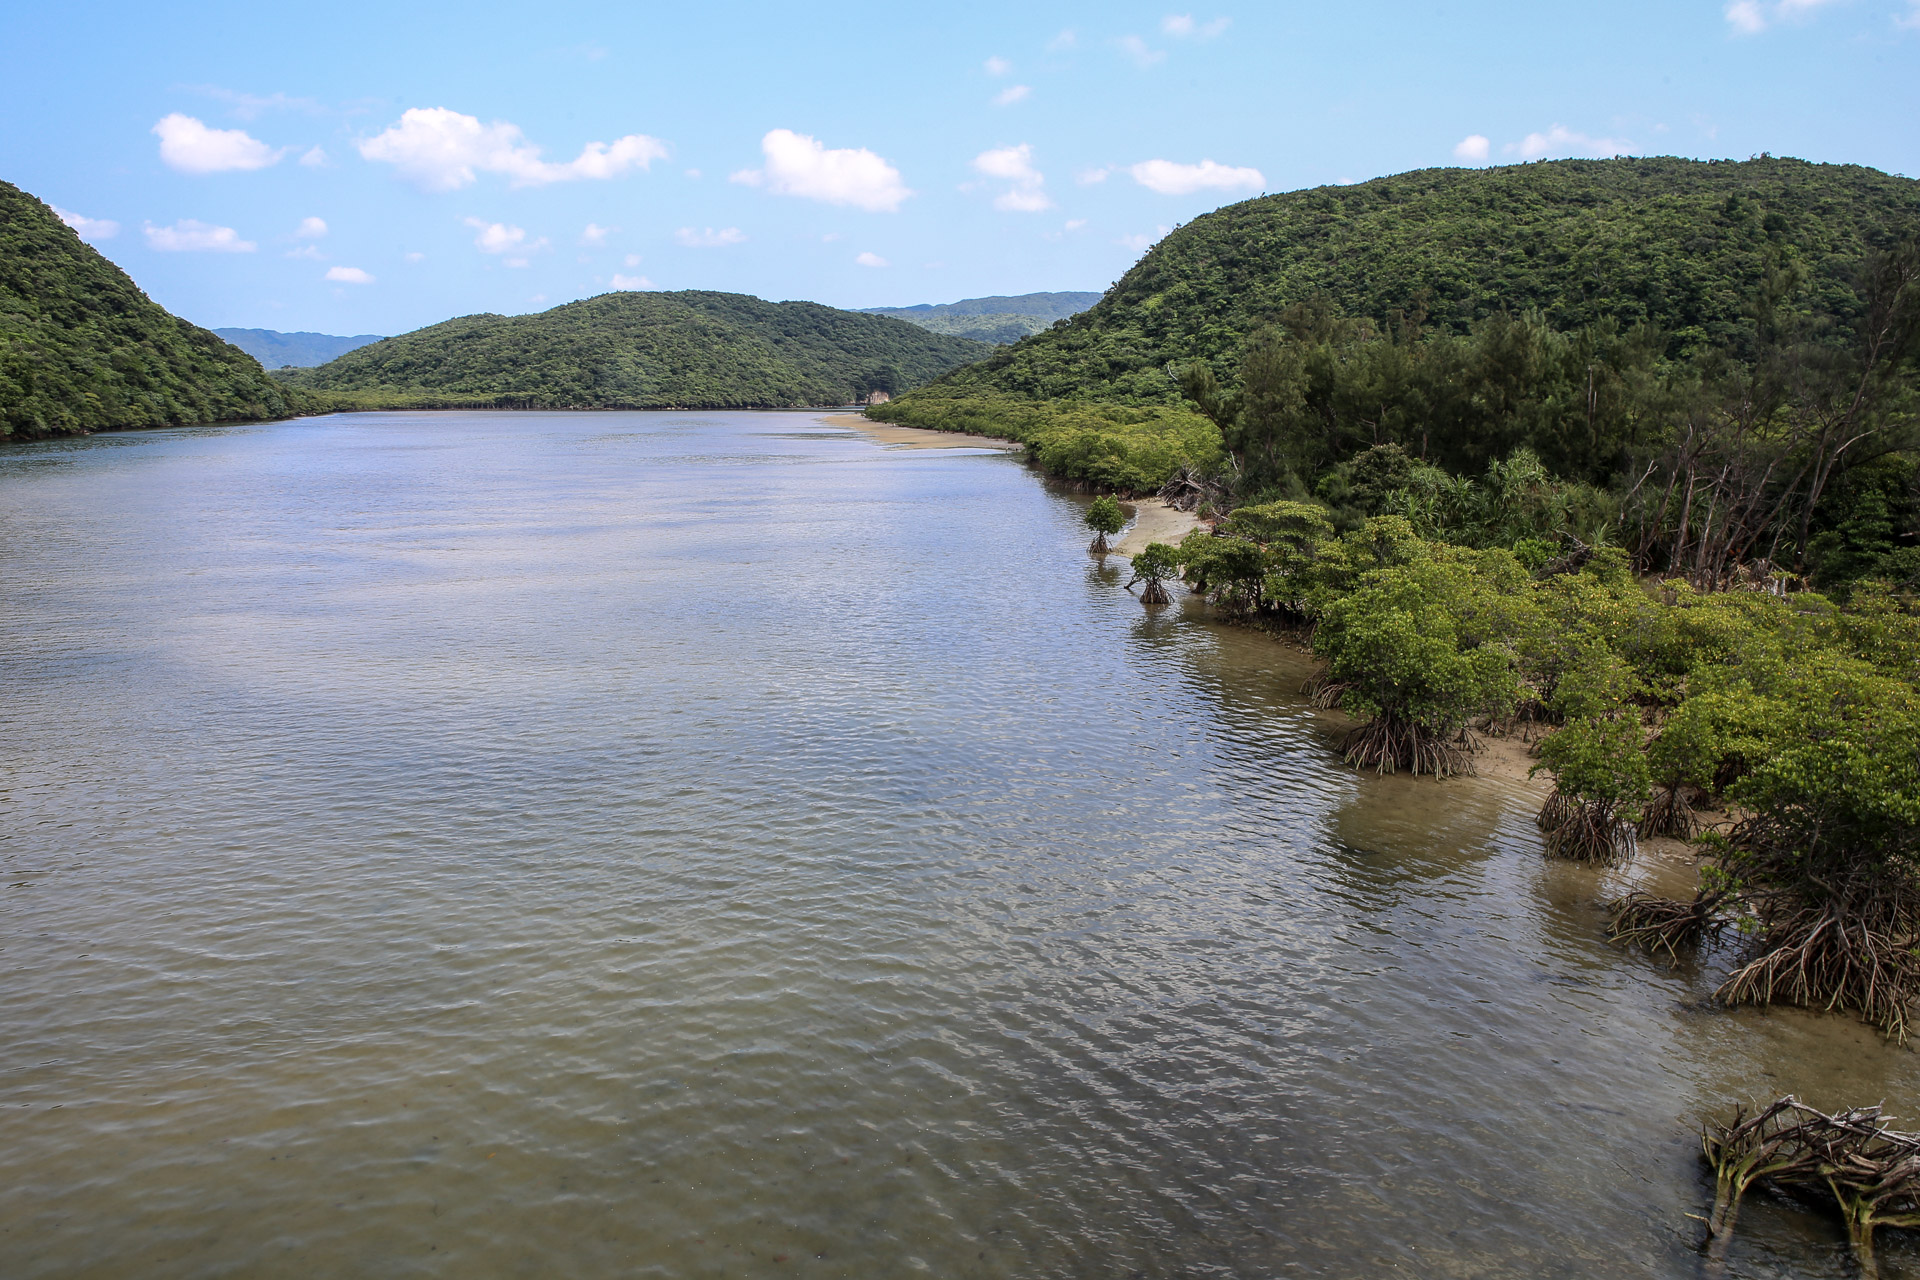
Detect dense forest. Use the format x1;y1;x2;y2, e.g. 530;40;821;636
286;291;991;409
0;180;307;442
861;291;1101;345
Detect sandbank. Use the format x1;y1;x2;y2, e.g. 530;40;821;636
1114;499;1203;556
818;413;1021;451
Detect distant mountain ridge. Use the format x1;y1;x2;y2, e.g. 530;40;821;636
214;328;385;369
283;290;993;409
0;179;305;442
859;291;1103;344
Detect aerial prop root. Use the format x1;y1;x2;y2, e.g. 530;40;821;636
1536;790;1636;862
1337;713;1474;778
1714;902;1920;1042
1605;887;1729;963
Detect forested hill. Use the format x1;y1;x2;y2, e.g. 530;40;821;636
930;157;1920;403
213;328;385;369
286;291;993;408
0;180;306;442
860;291;1101;344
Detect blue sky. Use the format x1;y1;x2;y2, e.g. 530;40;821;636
5;0;1916;336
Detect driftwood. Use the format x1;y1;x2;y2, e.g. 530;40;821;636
1699;1098;1920;1277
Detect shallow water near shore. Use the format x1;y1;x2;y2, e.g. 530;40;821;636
2;409;1914;1279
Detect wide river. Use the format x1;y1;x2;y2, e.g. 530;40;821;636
2;411;1915;1278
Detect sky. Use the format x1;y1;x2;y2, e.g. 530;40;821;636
4;0;1917;337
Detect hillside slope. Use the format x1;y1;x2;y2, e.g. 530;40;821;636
289;291;992;408
0;180;307;442
926;157;1920;404
861;291;1102;344
214;328;385;369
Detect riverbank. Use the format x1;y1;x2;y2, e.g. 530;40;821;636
820;413;1021;451
1114;499;1202;556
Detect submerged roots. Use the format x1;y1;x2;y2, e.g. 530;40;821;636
1537;790;1637;863
1699;1098;1920;1278
1606;888;1729;963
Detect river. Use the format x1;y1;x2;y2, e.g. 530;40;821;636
1;410;1913;1278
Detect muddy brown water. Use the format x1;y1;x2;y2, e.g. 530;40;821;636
2;410;1913;1278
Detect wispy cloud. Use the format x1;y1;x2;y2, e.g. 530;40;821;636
464;217;549;257
581;222;617;246
984;55;1012;76
54;207;119;241
1725;0;1842;33
294;216;327;238
1046;28;1077;51
994;85;1031;106
1507;124;1633;160
1118;226;1172;252
153;114;284;173
610;273;652;290
1128;158;1265;195
856;251;889;268
1116;35;1166;67
1161;14;1231;38
973;143;1052;212
143;219;256;252
325;266;374;284
187;86;325;120
360;108;668;191
731;129;910;212
675;226;746;247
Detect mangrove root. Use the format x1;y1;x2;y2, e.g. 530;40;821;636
1537;790;1637;863
1606;888;1729;964
1715;903;1920;1042
1337;714;1476;778
1636;784;1697;840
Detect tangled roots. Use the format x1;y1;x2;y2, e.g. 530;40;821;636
1537;790;1637;863
1637;785;1697;840
1338;714;1475;778
1716;904;1920;1042
1607;889;1729;963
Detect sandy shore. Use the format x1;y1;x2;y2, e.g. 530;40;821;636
818;413;1021;451
1114;499;1203;556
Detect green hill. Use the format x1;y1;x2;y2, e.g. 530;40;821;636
287;291;993;408
860;292;1101;344
913;157;1920;405
0;180;307;443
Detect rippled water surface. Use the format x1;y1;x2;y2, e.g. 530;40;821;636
3;410;1916;1278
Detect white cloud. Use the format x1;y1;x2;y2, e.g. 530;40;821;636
1726;0;1843;31
1076;165;1113;185
675;225;747;247
973;144;1053;213
1064;218;1087;231
285;244;324;259
610;273;653;289
299;147;328;167
143;219;256;252
994;85;1032;106
730;129;910;212
1128;158;1265;195
1453;134;1491;163
325;266;374;284
624;252;643;267
984;55;1012;76
358;108;668;191
581;222;616;246
856;251;889;268
1117;35;1166;67
1046;28;1077;51
504;258;530;269
464;217;549;256
1162;14;1231;38
294;216;328;238
1508;124;1633;159
153;114;283;173
405;251;426;263
54;207;119;241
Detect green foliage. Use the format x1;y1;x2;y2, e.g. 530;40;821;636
0;180;308;441
1128;541;1180;586
1084;495;1125;537
1536;715;1653;814
925;158;1920;408
868;388;1222;492
283;290;991;409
